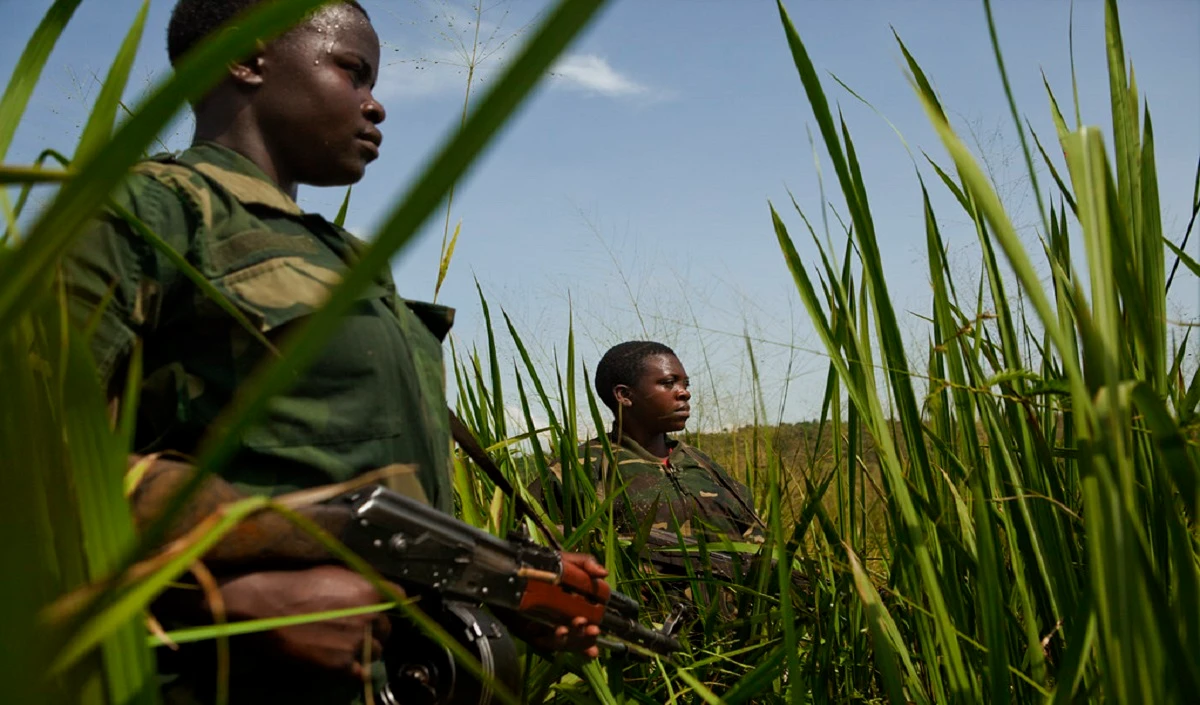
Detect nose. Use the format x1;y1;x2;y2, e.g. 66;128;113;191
363;96;386;125
678;386;691;401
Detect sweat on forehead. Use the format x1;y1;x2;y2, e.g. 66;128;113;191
167;0;370;66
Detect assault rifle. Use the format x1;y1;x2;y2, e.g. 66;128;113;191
133;456;682;705
333;484;683;705
334;484;680;655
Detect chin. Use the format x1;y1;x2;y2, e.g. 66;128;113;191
334;165;367;185
304;161;367;188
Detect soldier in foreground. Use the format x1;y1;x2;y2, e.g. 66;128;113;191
64;0;605;702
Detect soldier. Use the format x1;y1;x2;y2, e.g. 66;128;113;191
64;1;604;702
574;341;764;542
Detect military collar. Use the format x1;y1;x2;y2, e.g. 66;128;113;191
175;141;304;216
608;431;681;464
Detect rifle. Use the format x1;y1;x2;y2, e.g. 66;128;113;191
338;484;684;704
131;458;681;705
334;484;682;657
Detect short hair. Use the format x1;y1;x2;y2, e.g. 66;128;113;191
594;341;677;413
167;0;369;66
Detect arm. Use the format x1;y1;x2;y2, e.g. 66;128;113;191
63;176;190;397
132;455;398;680
67;188;395;680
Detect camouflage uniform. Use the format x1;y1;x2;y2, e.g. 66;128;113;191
543;434;763;622
573;433;762;542
64;141;455;703
65;141;453;509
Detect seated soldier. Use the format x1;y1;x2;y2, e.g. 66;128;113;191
566;341;764;542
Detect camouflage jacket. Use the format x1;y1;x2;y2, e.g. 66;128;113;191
572;433;763;542
65;141;454;512
64;142;454;703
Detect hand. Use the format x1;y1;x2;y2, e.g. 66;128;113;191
218;565;399;680
563;551;608;582
507;613;602;659
500;552;609;659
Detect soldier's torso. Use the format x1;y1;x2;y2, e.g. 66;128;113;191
583;436;759;540
126;144;454;511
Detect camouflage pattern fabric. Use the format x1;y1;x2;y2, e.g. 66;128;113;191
64;142;455;703
573;433;763;542
64;141;454;512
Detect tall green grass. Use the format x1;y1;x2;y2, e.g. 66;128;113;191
452;1;1199;703
0;0;606;702
2;0;1197;703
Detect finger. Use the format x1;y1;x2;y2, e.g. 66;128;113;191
562;552;602;574
533;630;569;650
583;645;600;659
572;553;608;577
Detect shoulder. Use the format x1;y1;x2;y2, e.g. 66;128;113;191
129;156;217;218
676;441;721;468
105;159;198;219
678;441;743;480
70;157;198;260
541;438;603;473
579;437;647;465
92;154;224;254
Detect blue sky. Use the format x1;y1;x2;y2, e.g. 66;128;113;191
4;0;1198;431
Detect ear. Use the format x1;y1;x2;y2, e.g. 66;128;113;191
227;45;267;87
613;384;635;408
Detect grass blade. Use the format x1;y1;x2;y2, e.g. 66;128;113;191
74;1;149;164
0;0;83;159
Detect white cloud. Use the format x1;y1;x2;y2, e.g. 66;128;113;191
373;50;658;104
548;54;649;97
365;1;656;103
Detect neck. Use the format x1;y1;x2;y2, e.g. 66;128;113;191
192;106;297;199
613;422;671;458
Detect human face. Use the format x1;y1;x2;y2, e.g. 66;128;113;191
254;5;385;188
624;354;692;435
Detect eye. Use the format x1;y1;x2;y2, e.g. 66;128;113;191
339;59;370;87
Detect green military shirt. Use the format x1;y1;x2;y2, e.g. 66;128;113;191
65;141;453;512
64;141;456;703
574;433;763;541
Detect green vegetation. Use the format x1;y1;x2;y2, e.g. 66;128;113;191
2;0;1197;704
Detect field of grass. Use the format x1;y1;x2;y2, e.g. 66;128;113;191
2;0;1198;703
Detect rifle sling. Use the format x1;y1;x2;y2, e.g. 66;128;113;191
448;409;562;550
